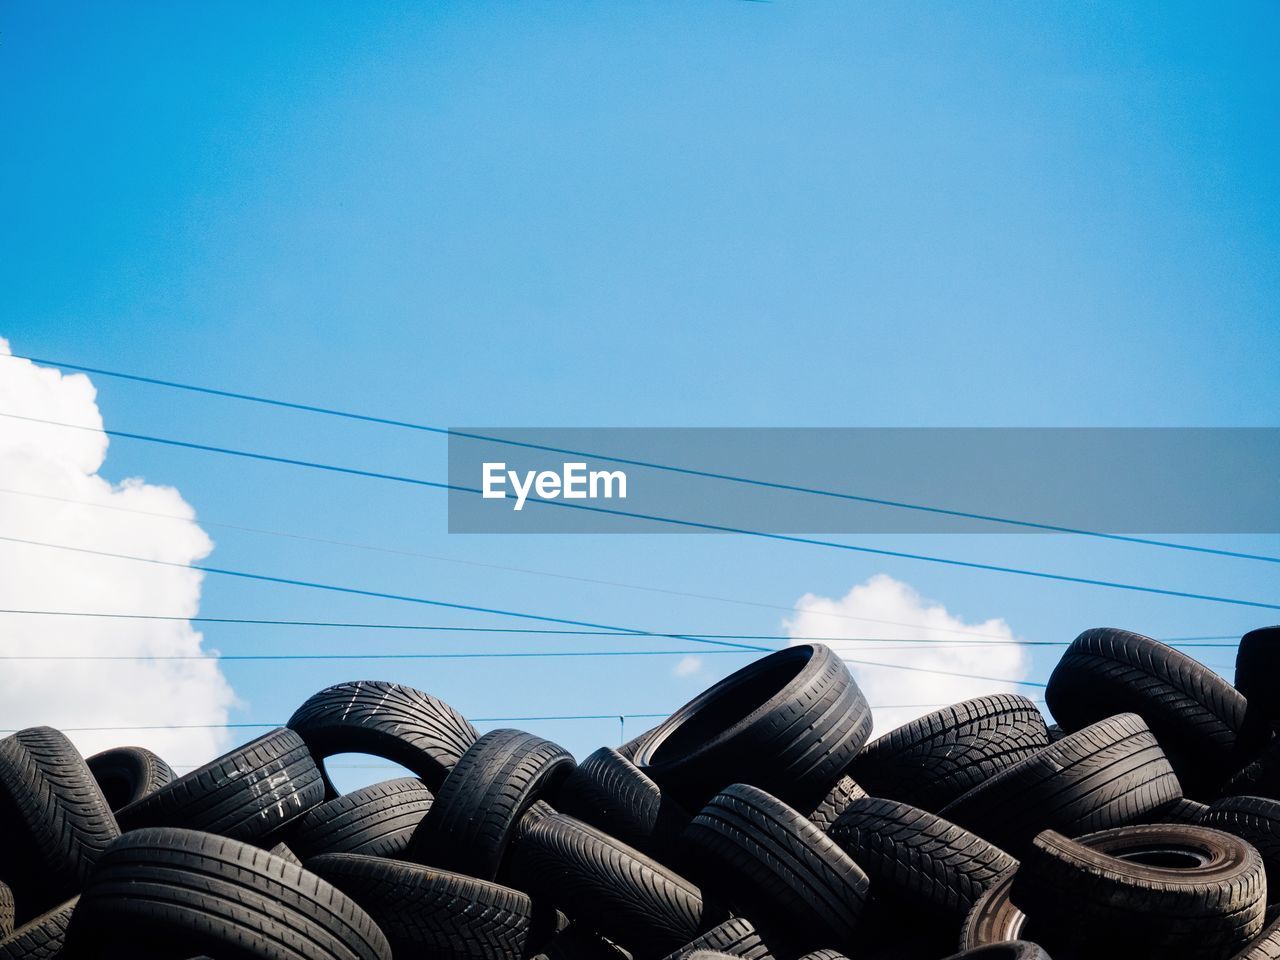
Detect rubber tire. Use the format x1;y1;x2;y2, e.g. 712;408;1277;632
308;852;532;960
116;727;324;842
681;783;869;952
1046;627;1256;796
939;713;1181;855
634;644;873;810
555;747;689;857
941;945;1053;960
0;899;77;960
796;952;849;960
288;680;477;792
86;746;174;811
849;695;1048;811
661;918;774;960
1142;797;1210;825
1236;627;1280;734
0;727;119;923
806;775;868;833
268;841;303;866
1204;796;1280;902
1014;824;1266;957
960;871;1031;951
62;827;391;960
829;797;1016;918
0;882;11;939
409;729;575;881
509;811;706;959
1235;913;1280;959
287;777;434;860
1227;740;1280;800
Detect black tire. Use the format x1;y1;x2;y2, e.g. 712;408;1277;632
1046;627;1257;796
287;777;434;860
0;727;119;923
509;811;706;958
634;645;873;810
661;918;774;960
959;871;1030;951
1045;724;1066;744
941;945;1053;960
86;746;174;811
682;784;869;951
1014;824;1266;957
1235;913;1280;959
1142;797;1210;825
0;882;11;939
805;775;868;833
796;952;848;960
829;797;1016;918
1236;627;1280;734
308;852;532;960
62;827;391;960
1227;740;1280;801
288;680;478;792
268;841;303;865
409;729;575;881
555;747;689;857
849;695;1048;811
116;727;324;842
0;899;77;960
1204;796;1280;902
939;713;1181;855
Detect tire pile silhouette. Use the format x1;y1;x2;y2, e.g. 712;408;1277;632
3;629;1280;960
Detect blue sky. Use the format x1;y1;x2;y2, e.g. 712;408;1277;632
1;2;1277;785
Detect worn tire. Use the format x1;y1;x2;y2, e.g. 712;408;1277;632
555;747;689;857
0;883;11;939
849;696;1048;811
510;811;706;958
940;713;1181;855
1236;627;1280;734
116;727;324;842
288;680;477;791
63;827;390;960
410;729;575;881
1204;796;1280;902
287;777;434;860
1046;627;1256;795
829;797;1016;918
308;852;532;960
682;784;869;951
634;645;873;810
1235;913;1280;959
0;899;76;960
85;746;173;812
0;727;119;923
806;775;868;833
1014;824;1266;957
661;918;774;960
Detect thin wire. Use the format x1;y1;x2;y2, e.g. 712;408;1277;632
7;352;1275;564
5;412;1279;612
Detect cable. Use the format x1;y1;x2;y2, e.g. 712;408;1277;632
6;352;1276;564
6;412;1280;612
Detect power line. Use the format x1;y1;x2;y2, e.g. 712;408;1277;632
6;352;1275;565
6;412;1280;612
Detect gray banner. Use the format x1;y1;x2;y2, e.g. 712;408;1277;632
446;428;1280;534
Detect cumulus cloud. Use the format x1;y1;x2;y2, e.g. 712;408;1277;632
786;574;1032;736
0;339;237;762
672;654;703;678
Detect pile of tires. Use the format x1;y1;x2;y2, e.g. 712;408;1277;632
2;629;1279;960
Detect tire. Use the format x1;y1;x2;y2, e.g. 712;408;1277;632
0;899;77;960
1235;914;1280;959
806;775;868;833
116;727;324;842
849;695;1048;811
1142;797;1210;825
62;827;391;960
939;713;1181;855
0;727;119;923
1204;796;1280;902
634;645;873;811
1227;740;1280;800
268;841;303;866
308;852;532;960
288;680;477;791
941;945;1053;960
796;952;849;960
661;918;774;960
828;797;1016;918
0;882;11;939
509;811;706;959
409;729;575;881
86;746;174;811
555;747;689;857
1013;824;1266;957
959;871;1029;951
1045;724;1066;744
287;777;434;860
1235;627;1280;734
1045;627;1256;796
682;784;869;952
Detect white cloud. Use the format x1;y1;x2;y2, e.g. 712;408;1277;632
786;574;1031;737
0;340;237;764
672;654;703;678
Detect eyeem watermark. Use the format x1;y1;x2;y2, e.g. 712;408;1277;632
482;461;628;511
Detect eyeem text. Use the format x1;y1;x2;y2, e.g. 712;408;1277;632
482;462;628;511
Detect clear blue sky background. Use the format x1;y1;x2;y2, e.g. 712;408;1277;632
2;2;1277;783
